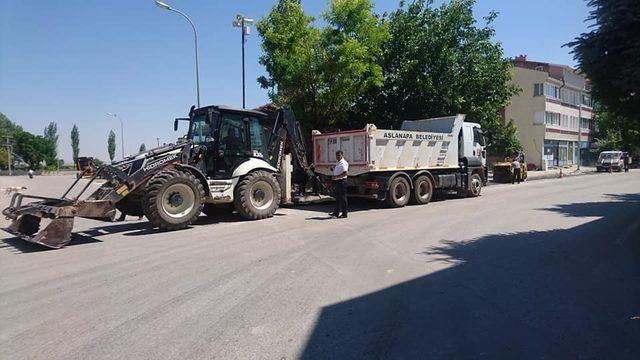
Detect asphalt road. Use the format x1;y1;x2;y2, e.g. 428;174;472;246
1;171;639;359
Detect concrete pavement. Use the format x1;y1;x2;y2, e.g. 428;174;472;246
1;171;639;359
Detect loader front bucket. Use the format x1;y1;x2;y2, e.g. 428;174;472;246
4;214;75;249
2;192;82;249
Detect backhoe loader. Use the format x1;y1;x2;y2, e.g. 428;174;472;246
2;105;315;248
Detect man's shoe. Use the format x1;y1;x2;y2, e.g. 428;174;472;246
338;213;348;218
329;212;339;217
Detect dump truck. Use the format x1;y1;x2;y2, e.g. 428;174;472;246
312;114;487;206
2;105;315;248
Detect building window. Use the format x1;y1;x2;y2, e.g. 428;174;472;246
545;111;560;126
544;83;559;98
561;114;569;128
582;94;592;107
570;116;578;129
580;117;590;129
534;83;544;96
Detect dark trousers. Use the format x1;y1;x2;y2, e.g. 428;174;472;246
333;180;348;214
512;168;521;184
624;163;629;172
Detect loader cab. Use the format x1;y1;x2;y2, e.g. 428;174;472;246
182;105;271;179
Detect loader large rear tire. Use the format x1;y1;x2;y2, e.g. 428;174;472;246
142;170;204;231
234;170;281;220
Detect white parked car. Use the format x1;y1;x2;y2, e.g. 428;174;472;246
596;151;624;172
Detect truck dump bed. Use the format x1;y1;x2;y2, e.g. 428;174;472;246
313;115;464;176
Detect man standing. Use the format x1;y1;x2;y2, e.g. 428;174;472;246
329;150;349;218
622;152;630;173
511;154;521;184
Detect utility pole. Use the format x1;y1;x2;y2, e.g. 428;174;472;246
157;137;160;147
577;88;583;171
4;136;11;176
233;14;254;109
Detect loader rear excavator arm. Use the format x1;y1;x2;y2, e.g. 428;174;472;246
267;106;314;176
265;106;327;195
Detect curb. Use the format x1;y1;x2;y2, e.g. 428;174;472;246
489;170;597;184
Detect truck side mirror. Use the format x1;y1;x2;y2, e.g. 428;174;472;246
174;119;179;131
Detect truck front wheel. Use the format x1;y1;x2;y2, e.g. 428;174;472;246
411;176;433;205
234;170;282;220
468;173;482;197
385;177;411;207
143;170;204;231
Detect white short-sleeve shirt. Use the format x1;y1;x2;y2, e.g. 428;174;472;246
333;158;349;179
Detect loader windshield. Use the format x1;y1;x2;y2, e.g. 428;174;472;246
188;115;215;145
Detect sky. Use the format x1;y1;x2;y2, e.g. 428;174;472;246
0;0;593;163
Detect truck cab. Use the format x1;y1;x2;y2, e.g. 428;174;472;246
459;122;487;183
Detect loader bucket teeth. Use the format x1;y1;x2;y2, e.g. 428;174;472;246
5;215;75;249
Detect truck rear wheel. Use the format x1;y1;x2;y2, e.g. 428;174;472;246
385;177;411;207
142;170;204;231
411;176;433;205
234;170;281;220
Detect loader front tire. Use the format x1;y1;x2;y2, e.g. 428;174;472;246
143;170;204;231
234;170;281;220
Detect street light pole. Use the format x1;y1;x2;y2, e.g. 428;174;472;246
106;113;125;159
233;14;253;109
155;1;200;108
577;88;582;171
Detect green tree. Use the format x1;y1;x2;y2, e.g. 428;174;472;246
71;124;80;161
257;0;322;129
359;0;519;155
43;122;58;167
591;109;640;156
567;0;640;156
13;131;49;169
257;0;388;130
0;147;8;169
139;143;146;153
319;0;389;128
567;0;640;127
108;130;116;162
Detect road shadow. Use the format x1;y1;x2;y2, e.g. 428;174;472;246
298;192;460;217
0;233;103;253
300;193;640;359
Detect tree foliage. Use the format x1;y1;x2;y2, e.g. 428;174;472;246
43;122;58;167
258;0;520;156
592;109;640;156
257;0;388;130
359;0;519;154
71;124;80;161
13;131;50;169
567;0;640;127
108;130;116;162
0;113;57;169
567;0;640;156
